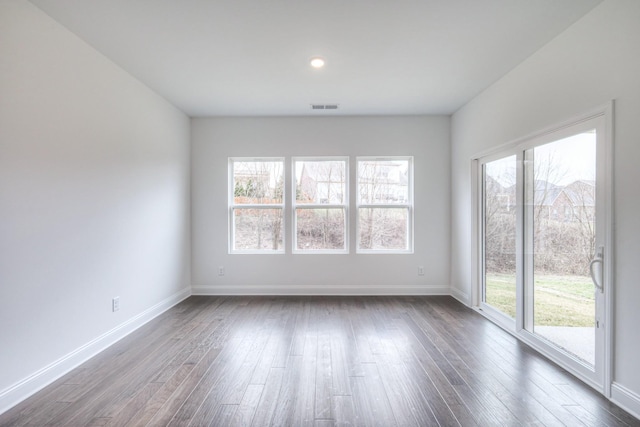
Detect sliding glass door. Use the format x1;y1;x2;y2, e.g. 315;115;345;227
478;111;609;391
526;132;598;366
482;155;517;321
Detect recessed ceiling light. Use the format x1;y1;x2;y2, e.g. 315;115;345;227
310;57;325;68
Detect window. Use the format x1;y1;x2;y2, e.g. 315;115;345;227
229;158;284;253
357;157;413;253
228;156;415;254
293;158;348;253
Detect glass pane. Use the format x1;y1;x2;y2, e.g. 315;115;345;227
233;208;283;250
530;131;596;365
484;155;517;318
295;160;346;204
233;160;284;204
296;208;345;250
358;208;407;250
358;159;409;204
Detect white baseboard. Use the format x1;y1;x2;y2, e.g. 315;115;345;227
611;382;640;420
192;284;451;296
449;287;470;306
0;287;191;416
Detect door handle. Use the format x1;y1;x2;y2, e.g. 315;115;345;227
590;246;604;293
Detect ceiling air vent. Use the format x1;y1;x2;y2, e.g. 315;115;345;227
311;104;339;110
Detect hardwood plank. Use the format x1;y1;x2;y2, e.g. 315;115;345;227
228;384;263;427
104;381;164;427
142;348;222;426
42;310;214;426
369;304;436;427
6;386;75;427
407;299;577;426
333;395;357;427
186;323;269;425
290;299;313;357
557;383;640;426
337;299;365;378
144;302;255;426
373;353;436;427
563;403;608;427
206;404;238;427
125;361;214;427
293;335;319;426
121;299;243;426
420;316;550;426
12;401;70;427
348;301;376;366
329;332;353;396
270;355;303;427
440;327;579;426
1;296;637;427
0;379;76;426
420;303;590;425
250;305;291;385
165;300;268;426
401;313;466;386
315;334;333;420
250;367;284;426
270;299;299;368
86;416;111;426
71;330;199;424
350;362;396;427
394;334;474;425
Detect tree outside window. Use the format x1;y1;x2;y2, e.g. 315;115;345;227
357;157;413;253
230;158;284;252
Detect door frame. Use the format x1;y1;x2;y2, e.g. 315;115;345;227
470;102;614;396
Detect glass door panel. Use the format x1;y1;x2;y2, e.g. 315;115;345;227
526;131;597;366
483;155;517;318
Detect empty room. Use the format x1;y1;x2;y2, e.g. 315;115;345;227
1;0;640;425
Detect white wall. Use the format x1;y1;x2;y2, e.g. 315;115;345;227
451;0;640;415
0;1;191;412
192;116;450;295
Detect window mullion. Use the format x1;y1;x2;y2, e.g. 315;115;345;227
232;204;284;209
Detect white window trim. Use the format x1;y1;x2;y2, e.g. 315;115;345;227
356;156;414;254
228;157;285;254
292;156;349;254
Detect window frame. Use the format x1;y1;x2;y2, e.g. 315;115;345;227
228;157;285;254
471;104;614;394
292;156;349;254
356;156;414;254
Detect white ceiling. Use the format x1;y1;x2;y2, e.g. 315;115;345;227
29;0;601;117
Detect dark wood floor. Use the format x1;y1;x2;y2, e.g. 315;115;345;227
2;296;638;426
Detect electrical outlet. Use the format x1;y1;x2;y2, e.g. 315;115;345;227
218;266;225;276
418;266;425;276
112;296;120;312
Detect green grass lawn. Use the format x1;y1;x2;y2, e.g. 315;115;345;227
486;273;595;327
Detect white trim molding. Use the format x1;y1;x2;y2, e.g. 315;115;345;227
450;286;470;306
192;284;450;296
0;287;191;416
611;382;640;421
